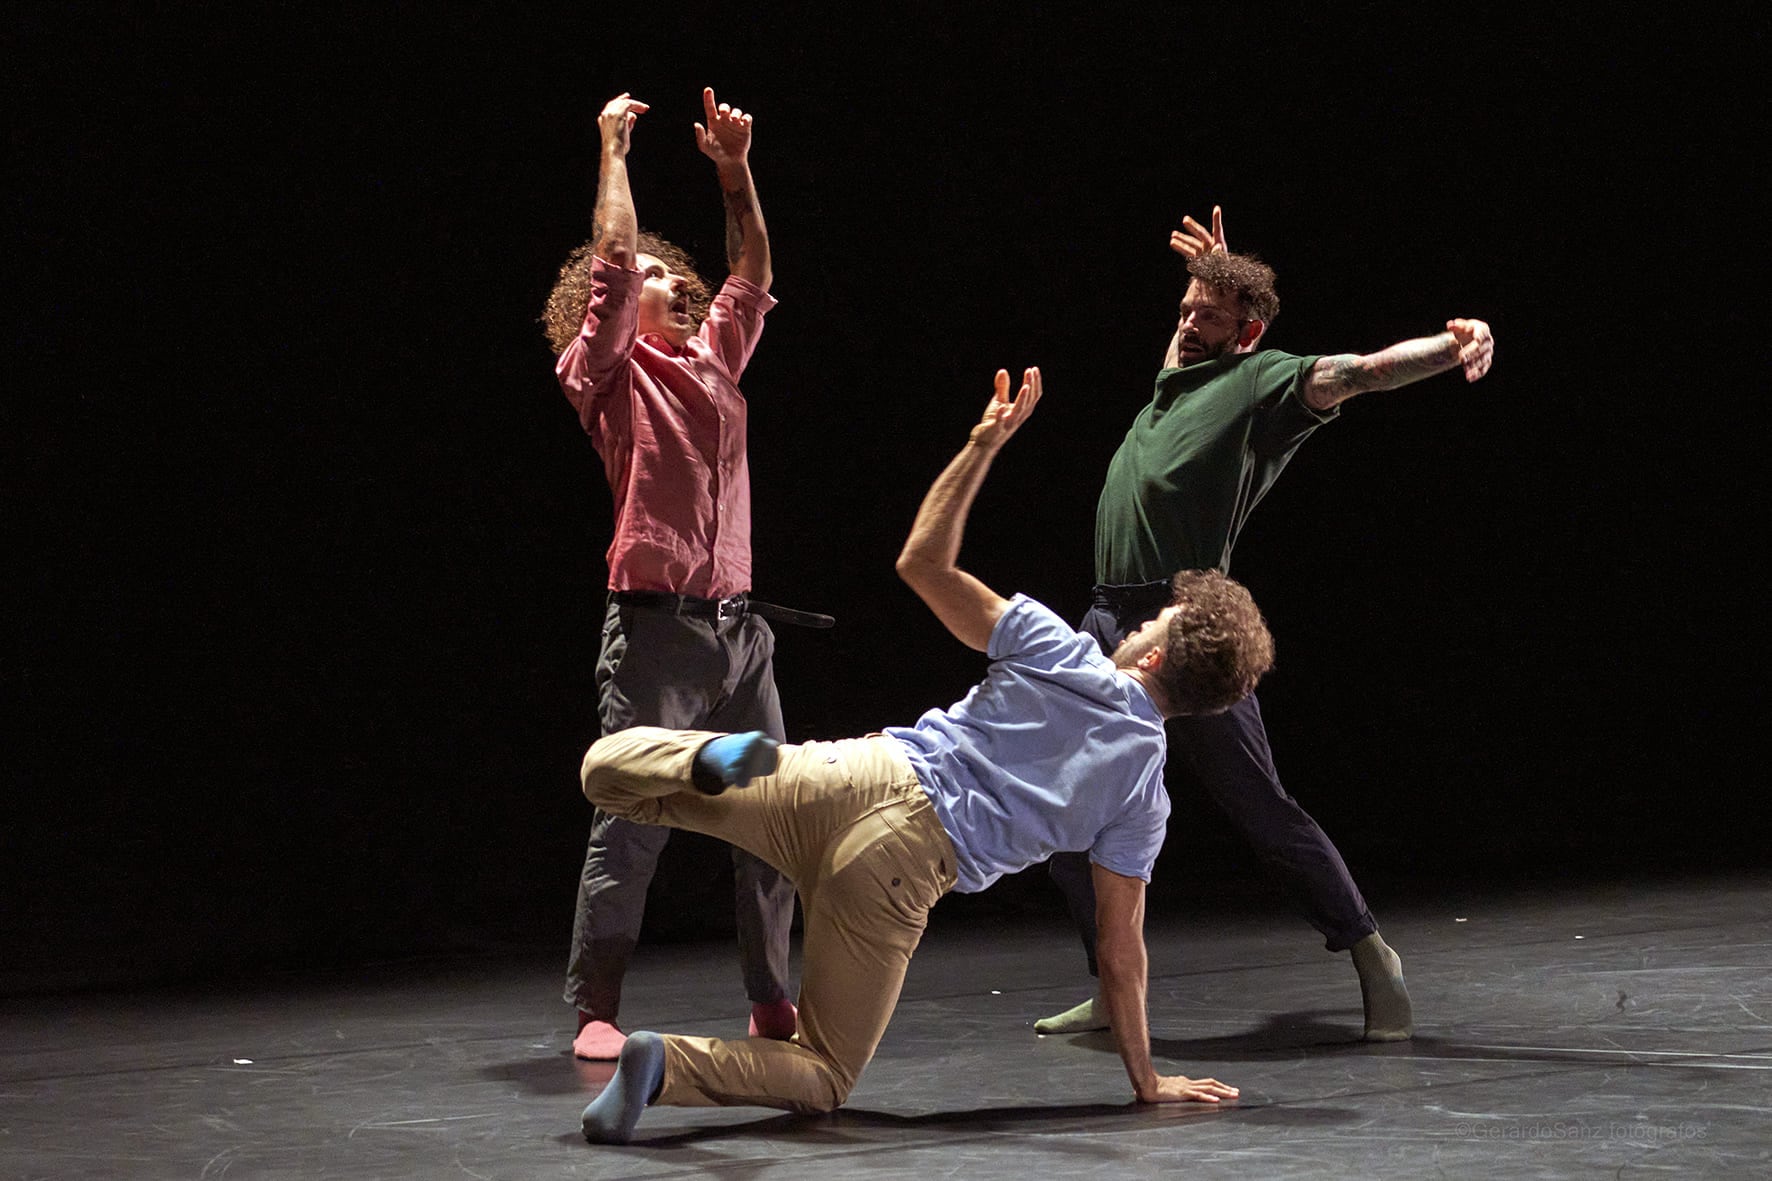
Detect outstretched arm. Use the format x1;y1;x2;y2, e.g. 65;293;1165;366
695;88;772;291
1163;205;1228;367
1093;864;1240;1105
1301;318;1495;411
591;93;648;268
896;368;1043;652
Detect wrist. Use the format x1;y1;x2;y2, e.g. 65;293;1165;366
715;161;753;185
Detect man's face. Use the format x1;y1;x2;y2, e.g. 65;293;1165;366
1110;605;1181;670
635;253;696;347
1175;279;1249;364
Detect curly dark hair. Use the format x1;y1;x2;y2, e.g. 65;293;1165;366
1151;569;1276;715
1186;251;1281;326
540;231;713;355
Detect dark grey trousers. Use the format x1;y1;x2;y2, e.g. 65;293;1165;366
564;596;796;1019
1049;580;1379;976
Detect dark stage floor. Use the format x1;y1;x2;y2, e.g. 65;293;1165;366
5;873;1770;1179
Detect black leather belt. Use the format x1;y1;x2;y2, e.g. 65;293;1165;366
1091;579;1175;615
611;590;835;629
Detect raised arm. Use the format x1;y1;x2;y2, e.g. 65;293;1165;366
695;88;771;292
1301;318;1495;411
1163;205;1228;368
895;368;1042;652
1093;864;1240;1105
591;94;648;268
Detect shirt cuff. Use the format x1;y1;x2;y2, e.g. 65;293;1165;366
1293;388;1341;423
590;255;643;285
719;272;779;314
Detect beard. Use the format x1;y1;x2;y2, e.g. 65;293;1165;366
1178;330;1235;363
1110;626;1161;669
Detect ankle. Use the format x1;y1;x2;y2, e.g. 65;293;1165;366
1351;932;1396;968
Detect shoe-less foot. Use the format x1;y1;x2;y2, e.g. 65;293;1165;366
573;1019;627;1061
1352;932;1414;1041
1033;996;1109;1034
694;732;780;791
748;998;797;1040
581;1031;666;1144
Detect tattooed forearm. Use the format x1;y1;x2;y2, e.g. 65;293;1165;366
717;170;771;288
1304;333;1460;410
722;185;751;269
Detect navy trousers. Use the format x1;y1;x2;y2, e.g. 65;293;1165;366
1049;580;1378;975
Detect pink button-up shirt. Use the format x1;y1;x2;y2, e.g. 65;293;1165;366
555;257;777;598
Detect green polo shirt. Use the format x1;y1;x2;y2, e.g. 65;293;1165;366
1094;349;1335;582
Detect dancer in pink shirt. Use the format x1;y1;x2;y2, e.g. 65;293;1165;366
541;88;810;1061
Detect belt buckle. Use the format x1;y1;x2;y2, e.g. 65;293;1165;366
716;595;739;624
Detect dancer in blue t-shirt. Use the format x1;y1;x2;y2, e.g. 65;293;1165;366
576;368;1276;1144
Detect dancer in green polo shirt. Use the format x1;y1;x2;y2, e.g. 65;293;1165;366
1040;207;1494;1042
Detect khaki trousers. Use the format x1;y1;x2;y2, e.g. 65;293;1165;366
580;727;958;1113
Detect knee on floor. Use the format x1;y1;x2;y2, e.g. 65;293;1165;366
792;1081;850;1115
783;1062;855;1115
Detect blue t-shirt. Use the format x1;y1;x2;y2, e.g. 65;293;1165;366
885;595;1170;893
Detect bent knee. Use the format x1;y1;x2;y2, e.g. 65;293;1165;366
578;752;659;824
793;1076;852;1115
579;748;618;805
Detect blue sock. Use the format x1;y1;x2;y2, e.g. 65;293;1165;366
581;1031;666;1145
694;732;779;790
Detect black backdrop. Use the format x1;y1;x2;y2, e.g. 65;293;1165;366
7;6;1762;992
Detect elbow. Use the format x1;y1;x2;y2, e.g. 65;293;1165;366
740;258;772;292
896;551;953;599
597;242;636;270
895;549;931;586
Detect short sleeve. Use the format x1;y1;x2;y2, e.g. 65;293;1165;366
986;595;1096;669
1089;784;1171;882
1250;351;1336;458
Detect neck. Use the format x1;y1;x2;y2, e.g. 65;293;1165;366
643;329;690;353
1121;668;1175;718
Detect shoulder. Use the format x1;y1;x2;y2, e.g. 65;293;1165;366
988;595;1112;674
988;595;1084;655
1241;349;1321;401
